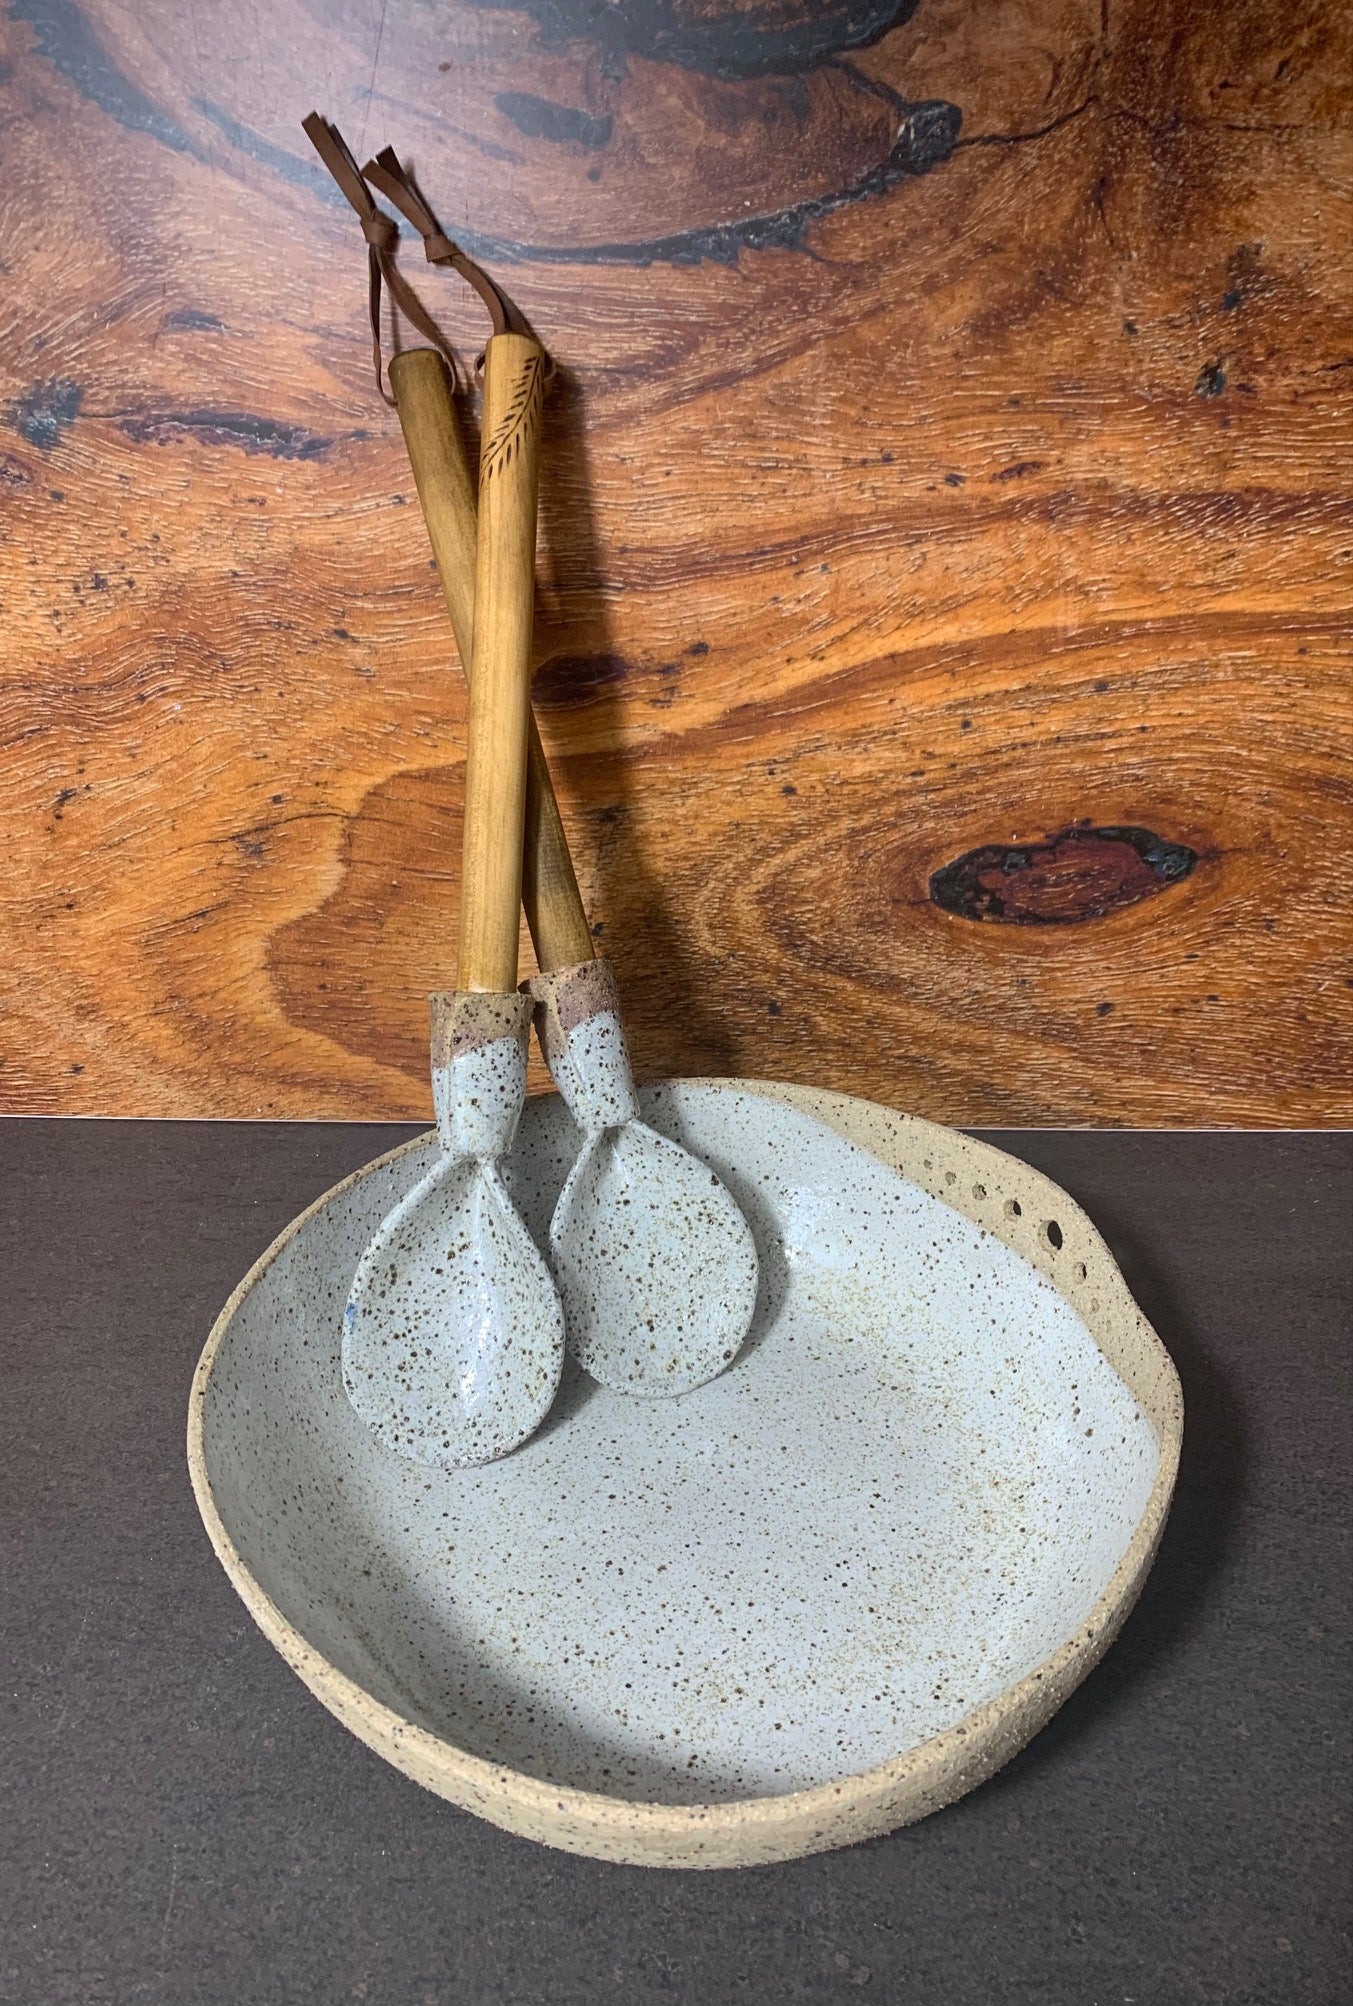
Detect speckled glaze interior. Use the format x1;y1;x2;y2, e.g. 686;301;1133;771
189;1081;1182;1869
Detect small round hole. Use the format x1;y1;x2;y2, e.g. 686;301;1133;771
972;1183;987;1200
1074;1261;1087;1281
1045;1220;1063;1250
944;1170;956;1186
1004;1199;1022;1219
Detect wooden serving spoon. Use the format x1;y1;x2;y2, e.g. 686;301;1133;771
342;334;565;1466
300;115;756;1399
385;346;593;976
388;346;758;1398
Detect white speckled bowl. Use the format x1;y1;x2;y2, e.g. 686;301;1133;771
189;1082;1182;1869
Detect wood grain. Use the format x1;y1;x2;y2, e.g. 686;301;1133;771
459;332;545;990
0;0;1349;1122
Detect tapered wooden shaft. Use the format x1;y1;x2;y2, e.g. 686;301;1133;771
388;346;594;974
457;334;548;992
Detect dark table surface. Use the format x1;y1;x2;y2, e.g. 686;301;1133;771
2;1121;1349;2006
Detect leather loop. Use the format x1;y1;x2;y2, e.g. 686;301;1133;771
362;146;514;342
302;115;553;398
302;111;462;401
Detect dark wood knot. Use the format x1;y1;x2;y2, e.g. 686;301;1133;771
929;825;1197;925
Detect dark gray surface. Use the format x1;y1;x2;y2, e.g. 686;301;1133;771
2;1121;1349;2006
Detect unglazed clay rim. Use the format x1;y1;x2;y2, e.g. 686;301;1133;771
187;1081;1183;1870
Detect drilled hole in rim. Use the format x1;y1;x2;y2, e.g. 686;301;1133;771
1045;1220;1063;1250
1005;1199;1022;1218
972;1183;987;1200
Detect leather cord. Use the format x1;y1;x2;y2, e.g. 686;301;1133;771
361;147;514;342
302;112;467;401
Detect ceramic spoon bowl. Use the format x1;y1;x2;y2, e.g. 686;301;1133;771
529;958;758;1395
342;992;561;1465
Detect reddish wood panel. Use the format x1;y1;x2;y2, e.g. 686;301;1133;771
0;0;1350;1122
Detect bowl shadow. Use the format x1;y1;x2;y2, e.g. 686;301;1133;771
981;1208;1247;1794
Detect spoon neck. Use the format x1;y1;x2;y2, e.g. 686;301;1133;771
527;960;640;1132
429;990;533;1160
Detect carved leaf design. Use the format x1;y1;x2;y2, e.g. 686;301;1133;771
481;351;545;484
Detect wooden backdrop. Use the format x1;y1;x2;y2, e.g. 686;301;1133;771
1;0;1349;1124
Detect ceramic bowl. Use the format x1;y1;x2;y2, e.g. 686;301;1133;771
189;1081;1182;1869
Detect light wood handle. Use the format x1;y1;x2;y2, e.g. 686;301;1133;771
457;334;547;992
388;347;594;975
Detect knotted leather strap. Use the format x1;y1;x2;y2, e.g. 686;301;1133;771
362;147;512;340
302;112;463;402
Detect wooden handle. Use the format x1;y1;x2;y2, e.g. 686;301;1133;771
457;334;548;991
388;347;594;975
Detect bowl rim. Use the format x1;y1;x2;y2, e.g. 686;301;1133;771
188;1078;1183;1868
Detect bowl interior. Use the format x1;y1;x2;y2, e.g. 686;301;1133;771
201;1085;1160;1805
